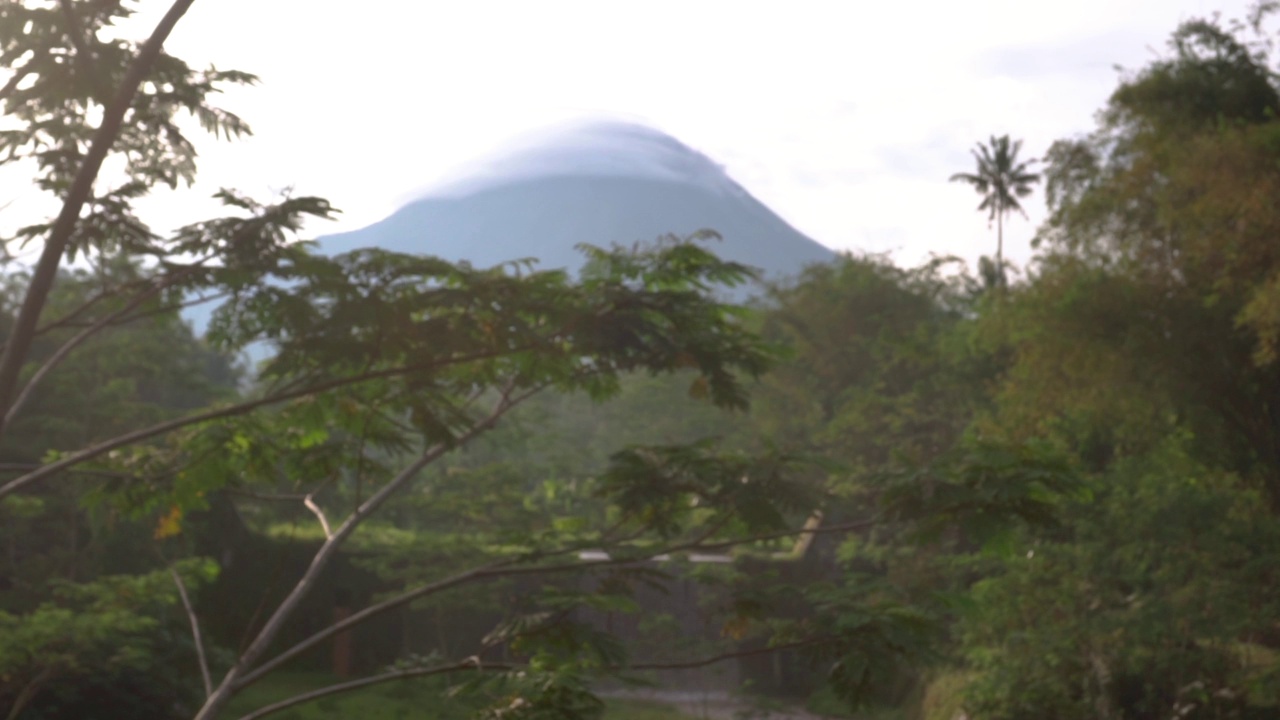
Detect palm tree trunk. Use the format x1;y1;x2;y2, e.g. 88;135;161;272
996;210;1004;287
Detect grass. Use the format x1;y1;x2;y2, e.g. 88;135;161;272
221;671;697;720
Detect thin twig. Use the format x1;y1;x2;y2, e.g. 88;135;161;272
4;665;56;720
0;462;132;479
168;565;213;698
302;493;332;540
237;510;734;690
234;659;510;720
42;289;232;333
196;389;533;720
6;274;173;425
234;636;834;720
99;290;231;329
0;344;535;501
232;561;516;690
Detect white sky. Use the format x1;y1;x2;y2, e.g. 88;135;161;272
11;0;1265;272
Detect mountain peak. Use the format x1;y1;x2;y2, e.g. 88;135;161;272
321;120;835;286
426;120;745;199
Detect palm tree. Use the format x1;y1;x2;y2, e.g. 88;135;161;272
950;135;1040;282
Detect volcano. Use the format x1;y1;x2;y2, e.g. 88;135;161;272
320;121;836;282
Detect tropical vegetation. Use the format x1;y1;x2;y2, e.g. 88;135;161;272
2;2;1279;720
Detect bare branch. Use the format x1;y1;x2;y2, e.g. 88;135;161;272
168;566;213;698
234;659;512;720
5;274;172;425
4;665;56;720
0;0;198;437
0;462;131;479
32;283;132;337
234;636;835;720
232;561;515;689
234;511;846;690
95;289;231;330
302;493;332;540
195;390;534;720
38;288;231;336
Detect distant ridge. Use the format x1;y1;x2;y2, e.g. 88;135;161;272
320;121;835;283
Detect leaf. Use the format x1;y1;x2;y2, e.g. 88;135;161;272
153;506;183;540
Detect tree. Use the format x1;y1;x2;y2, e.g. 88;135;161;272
1007;12;1280;507
930;11;1280;718
949;135;1040;282
749;254;983;477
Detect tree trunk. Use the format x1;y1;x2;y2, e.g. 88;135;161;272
996;210;1004;287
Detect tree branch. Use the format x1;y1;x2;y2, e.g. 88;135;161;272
302;493;332;540
5;273;173;426
4;665;56;720
0;345;535;502
233;511;853;691
195;389;534;720
234;636;836;720
0;0;197;437
232;561;516;690
234;659;513;720
168;565;213;698
0;462;131;479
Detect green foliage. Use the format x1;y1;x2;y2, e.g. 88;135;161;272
958;439;1280;719
940;14;1280;719
996;8;1280;506
0;0;257;258
751;254;981;481
599;441;818;539
1107;17;1279;138
7;5;1280;720
0;559;218;719
802;583;940;712
949;136;1040;226
875;438;1080;553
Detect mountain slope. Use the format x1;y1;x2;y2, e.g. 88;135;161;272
320;121;835;282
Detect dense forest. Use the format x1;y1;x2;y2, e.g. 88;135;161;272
2;2;1280;720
